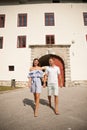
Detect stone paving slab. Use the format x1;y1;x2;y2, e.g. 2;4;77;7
0;86;87;130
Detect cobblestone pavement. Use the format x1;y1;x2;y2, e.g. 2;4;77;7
0;86;87;130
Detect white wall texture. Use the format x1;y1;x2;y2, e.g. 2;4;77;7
0;3;87;82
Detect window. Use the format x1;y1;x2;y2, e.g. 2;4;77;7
52;0;60;3
46;35;55;44
0;37;3;49
18;14;27;27
9;66;14;71
45;13;54;26
86;35;87;42
17;36;26;48
83;12;87;26
83;0;87;3
0;15;5;28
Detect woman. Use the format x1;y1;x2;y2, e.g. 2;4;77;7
28;58;45;117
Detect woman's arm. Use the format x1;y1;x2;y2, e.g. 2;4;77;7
30;67;33;71
41;66;46;71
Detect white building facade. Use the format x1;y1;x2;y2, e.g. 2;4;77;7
0;2;87;87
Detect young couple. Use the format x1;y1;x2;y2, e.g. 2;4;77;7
28;58;63;117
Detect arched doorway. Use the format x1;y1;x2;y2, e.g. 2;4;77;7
39;54;65;87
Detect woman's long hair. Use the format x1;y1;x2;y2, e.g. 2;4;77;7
32;58;40;67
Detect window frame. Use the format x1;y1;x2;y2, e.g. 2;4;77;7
18;13;27;27
46;35;55;44
8;66;14;71
83;12;87;26
17;35;26;48
86;34;87;42
45;13;55;26
0;37;3;49
0;14;5;28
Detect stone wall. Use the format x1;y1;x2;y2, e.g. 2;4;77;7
71;80;87;87
0;80;87;87
0;80;27;87
0;80;11;87
29;44;71;87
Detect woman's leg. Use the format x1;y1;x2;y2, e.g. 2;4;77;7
34;93;40;117
33;93;36;104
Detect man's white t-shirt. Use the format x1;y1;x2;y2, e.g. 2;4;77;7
46;66;60;85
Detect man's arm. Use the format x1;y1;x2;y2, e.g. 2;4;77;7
58;74;63;87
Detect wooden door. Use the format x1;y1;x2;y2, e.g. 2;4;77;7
39;54;65;87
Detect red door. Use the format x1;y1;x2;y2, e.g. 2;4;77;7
52;57;65;87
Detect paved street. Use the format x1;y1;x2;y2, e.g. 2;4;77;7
0;86;87;130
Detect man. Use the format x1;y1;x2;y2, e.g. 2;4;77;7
45;58;62;115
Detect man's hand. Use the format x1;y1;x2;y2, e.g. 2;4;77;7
60;85;63;88
58;75;63;88
60;83;63;88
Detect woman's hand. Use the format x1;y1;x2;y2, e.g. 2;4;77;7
43;83;46;88
28;82;31;88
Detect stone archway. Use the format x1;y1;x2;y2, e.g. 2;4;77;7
39;54;65;86
29;44;71;87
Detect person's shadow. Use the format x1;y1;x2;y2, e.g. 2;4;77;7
23;98;55;113
23;98;35;112
40;99;49;106
40;99;55;112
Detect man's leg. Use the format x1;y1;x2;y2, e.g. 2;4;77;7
47;85;52;107
54;95;59;115
48;96;51;107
